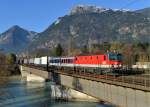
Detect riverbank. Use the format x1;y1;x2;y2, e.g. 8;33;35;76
0;64;20;76
0;75;21;85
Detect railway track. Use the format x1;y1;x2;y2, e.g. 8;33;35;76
22;64;150;89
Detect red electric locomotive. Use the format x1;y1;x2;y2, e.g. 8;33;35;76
74;52;122;68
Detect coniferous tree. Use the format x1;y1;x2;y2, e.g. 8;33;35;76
7;53;16;64
55;44;63;56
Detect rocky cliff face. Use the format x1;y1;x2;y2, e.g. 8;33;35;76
70;5;110;15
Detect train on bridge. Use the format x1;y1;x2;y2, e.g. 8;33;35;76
19;52;143;75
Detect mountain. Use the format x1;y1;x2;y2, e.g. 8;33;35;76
29;5;150;51
135;7;150;17
0;25;37;54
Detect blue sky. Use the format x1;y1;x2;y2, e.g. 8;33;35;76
0;0;149;33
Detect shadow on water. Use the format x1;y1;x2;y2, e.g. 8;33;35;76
0;76;115;107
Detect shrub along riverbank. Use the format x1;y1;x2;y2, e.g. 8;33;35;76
0;53;20;77
0;64;20;76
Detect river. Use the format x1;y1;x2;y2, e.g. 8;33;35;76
0;76;115;107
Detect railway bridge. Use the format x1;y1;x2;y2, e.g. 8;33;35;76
20;65;150;107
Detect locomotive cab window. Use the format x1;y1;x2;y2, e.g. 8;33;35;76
117;54;122;61
108;53;122;61
108;54;117;60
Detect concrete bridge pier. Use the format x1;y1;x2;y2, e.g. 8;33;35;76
50;83;99;102
20;65;46;82
26;74;45;82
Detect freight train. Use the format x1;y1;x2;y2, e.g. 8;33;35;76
20;52;123;74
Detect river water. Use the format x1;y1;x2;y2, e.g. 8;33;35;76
0;76;115;107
